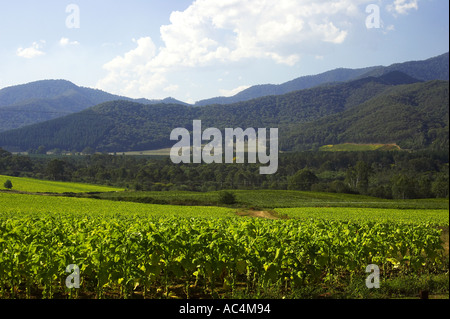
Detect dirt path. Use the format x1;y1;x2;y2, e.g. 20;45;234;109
236;210;280;219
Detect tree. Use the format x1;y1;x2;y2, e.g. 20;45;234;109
391;174;416;199
82;147;95;155
218;190;236;205
4;180;13;190
37;145;46;155
47;159;66;181
345;161;371;194
288;168;319;191
432;174;449;198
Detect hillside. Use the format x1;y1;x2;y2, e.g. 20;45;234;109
0;80;189;132
194;66;380;106
0;52;446;132
0;174;123;193
284;80;449;151
194;52;448;106
358;52;449;81
1;71;446;153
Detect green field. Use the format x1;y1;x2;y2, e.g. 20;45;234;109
0;192;236;218
1;192;448;299
0;174;124;193
0;182;448;299
274;207;449;225
95;189;449;210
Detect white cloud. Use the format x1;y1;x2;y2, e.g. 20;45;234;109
387;0;419;15
16;41;45;59
164;84;179;93
98;0;374;99
59;37;80;46
97;37;162;97
219;85;251;97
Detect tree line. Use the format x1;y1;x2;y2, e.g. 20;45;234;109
1;147;448;199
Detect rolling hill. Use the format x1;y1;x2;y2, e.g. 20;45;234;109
0;52;447;133
284;79;449;151
1;71;447;153
0;79;189;132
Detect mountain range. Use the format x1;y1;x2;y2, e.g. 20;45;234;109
194;52;449;106
0;80;187;132
0;52;448;153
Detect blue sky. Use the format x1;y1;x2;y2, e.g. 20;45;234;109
0;0;448;103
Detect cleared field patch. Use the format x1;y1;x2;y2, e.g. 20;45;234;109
319;143;401;152
0;174;124;193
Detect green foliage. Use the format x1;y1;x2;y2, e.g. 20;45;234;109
432;173;450;198
218;190;237;205
362;52;449;81
286;80;449;151
0;147;448;200
0;200;446;299
275;207;449;226
3;179;12;189
96;189;449;210
0;80;188;133
288;169;318;191
319;143;400;152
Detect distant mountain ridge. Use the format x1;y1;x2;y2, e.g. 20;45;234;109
1;70;447;153
0;80;188;132
194;66;380;106
194;52;449;106
0;51;447;144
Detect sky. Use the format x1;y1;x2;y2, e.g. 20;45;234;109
0;0;448;104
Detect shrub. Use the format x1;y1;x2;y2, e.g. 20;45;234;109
218;190;236;205
3;180;13;190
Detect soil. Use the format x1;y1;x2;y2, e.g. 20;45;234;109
236;210;279;219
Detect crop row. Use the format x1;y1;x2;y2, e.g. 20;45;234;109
0;192;236;218
275;207;449;225
0;212;445;299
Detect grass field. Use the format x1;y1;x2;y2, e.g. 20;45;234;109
95;189;449;210
274;207;449;225
0;192;236;218
0;174;124;193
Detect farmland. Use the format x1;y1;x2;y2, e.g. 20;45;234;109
275;207;449;225
0;184;448;299
94;189;449;209
0;174;124;193
319;143;401;152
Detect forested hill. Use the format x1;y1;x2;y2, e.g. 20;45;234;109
194;66;380;106
0;71;447;153
283;80;449;151
0;79;188;132
194;52;449;106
